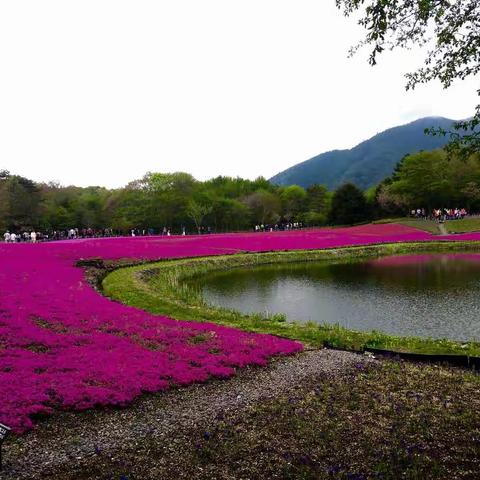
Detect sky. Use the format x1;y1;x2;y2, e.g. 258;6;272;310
0;1;478;188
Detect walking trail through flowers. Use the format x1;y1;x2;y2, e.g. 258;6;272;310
2;224;480;433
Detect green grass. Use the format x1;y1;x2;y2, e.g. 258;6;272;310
102;241;480;358
26;360;480;479
376;216;480;235
446;217;480;233
186;362;480;480
374;217;441;234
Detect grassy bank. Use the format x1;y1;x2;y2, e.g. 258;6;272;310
102;241;480;357
374;217;480;235
374;218;442;234
446;217;480;233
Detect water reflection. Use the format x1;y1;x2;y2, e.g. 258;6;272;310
195;254;480;341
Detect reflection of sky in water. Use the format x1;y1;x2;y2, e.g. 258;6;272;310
196;254;480;342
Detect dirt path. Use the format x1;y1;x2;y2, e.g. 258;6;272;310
1;349;372;480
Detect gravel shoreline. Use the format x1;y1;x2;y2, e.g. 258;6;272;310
1;349;372;479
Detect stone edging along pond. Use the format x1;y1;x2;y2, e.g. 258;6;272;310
99;241;480;365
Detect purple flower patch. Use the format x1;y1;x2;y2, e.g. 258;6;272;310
0;225;476;432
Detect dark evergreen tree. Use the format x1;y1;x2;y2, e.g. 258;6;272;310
329;183;370;225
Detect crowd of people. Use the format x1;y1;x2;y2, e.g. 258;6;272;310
432;208;468;221
3;228;128;243
3;231;39;243
411;208;469;222
3;228;123;242
254;222;303;232
3;222;310;243
2;226;215;243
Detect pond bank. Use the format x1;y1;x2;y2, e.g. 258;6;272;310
103;241;480;358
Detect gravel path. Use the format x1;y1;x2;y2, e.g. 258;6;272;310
1;349;374;479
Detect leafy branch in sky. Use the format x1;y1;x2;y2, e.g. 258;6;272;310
336;0;480;155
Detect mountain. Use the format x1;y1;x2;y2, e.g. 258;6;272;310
270;117;456;190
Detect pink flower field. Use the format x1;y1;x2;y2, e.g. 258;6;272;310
1;224;479;433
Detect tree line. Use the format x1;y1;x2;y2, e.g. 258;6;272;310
2;149;479;234
0;170;331;234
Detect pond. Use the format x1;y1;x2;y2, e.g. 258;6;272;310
195;253;480;341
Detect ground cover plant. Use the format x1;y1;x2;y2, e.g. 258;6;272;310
2;223;480;434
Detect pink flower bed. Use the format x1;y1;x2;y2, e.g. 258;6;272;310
1;224;479;433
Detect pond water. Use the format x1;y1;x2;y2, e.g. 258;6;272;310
196;253;480;341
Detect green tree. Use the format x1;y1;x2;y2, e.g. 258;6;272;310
280;185;307;221
186;199;213;234
207;197;251;232
133;172;197;230
306;184;329;212
0;171;11;231
329;183;370;225
242;190;281;225
302;184;331;225
107;183;150;231
0;174;43;230
303;211;327;227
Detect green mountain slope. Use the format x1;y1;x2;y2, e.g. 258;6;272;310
270;117;456;189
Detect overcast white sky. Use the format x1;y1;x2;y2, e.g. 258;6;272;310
0;1;478;188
